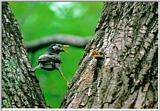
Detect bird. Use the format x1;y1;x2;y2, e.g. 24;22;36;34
32;44;70;86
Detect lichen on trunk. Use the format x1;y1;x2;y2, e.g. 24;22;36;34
2;2;47;108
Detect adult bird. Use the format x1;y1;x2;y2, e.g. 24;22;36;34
33;44;69;86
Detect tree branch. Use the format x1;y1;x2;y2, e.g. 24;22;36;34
25;34;91;53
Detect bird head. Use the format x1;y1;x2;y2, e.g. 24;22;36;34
47;44;69;54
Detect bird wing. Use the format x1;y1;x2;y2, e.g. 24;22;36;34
38;54;61;63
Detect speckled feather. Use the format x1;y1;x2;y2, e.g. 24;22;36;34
38;54;61;63
38;54;62;71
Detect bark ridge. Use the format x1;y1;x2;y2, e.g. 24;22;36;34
2;2;47;108
61;2;158;109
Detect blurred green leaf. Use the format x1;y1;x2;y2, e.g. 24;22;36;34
9;2;103;108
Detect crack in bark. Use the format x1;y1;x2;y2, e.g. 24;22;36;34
61;2;157;109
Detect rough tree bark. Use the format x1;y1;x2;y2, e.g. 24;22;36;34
61;2;158;108
2;2;47;108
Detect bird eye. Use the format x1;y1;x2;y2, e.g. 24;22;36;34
57;44;62;47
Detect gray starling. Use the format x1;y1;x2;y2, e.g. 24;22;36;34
33;44;69;86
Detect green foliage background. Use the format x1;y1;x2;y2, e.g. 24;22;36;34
9;2;103;108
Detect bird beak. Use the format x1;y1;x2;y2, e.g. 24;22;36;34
63;45;70;54
63;45;70;48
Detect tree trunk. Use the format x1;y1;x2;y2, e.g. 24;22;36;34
2;2;47;108
61;2;158;109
